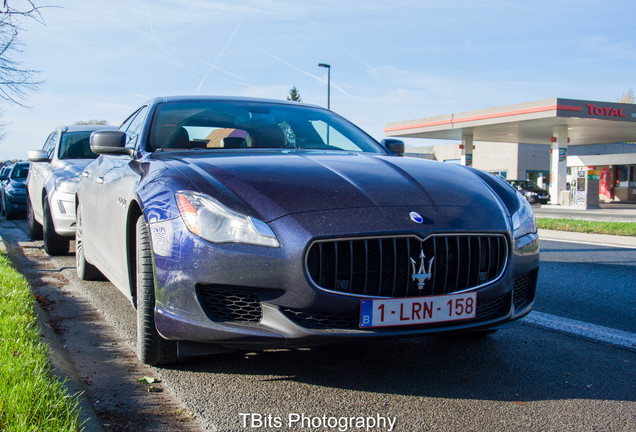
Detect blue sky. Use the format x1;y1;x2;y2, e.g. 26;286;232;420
2;0;635;159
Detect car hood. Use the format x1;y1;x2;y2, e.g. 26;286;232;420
53;159;95;176
157;151;506;223
8;179;27;188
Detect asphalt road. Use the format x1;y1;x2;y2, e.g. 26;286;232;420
1;219;634;432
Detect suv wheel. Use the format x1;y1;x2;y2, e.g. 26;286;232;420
136;216;178;365
43;198;69;255
27;197;43;240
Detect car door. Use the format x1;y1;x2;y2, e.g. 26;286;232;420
87;107;149;294
28;131;57;222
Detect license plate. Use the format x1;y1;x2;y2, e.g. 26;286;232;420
359;292;477;328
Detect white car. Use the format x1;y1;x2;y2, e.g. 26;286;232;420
26;124;116;255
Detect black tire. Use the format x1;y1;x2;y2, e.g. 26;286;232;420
75;205;102;281
3;195;12;220
0;193;5;217
136;216;177;365
27;197;43;240
42;198;70;255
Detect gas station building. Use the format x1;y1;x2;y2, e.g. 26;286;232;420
384;98;636;206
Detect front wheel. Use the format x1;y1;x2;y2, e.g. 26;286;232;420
27;197;43;240
42;198;69;255
75;205;103;281
136;216;177;365
3;195;12;220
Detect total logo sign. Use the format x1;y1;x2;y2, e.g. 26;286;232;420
586;103;628;118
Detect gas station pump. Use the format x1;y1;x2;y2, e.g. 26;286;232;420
571;167;600;208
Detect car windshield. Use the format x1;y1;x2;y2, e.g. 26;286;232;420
147;101;384;154
58;131;99;159
10;163;29;179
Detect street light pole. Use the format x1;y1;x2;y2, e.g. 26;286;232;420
318;63;331;110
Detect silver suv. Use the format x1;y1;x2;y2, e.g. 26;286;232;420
27;125;116;255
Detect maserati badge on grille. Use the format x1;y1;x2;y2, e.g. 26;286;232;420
410;249;434;291
409;211;424;224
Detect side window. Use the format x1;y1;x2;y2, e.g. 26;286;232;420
122;106;148;150
42;132;58;159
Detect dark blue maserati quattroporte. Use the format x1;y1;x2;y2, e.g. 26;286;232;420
75;96;539;365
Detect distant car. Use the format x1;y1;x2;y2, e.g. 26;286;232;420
0;164;14;216
1;161;29;219
77;96;539;366
26;124;117;255
506;180;550;204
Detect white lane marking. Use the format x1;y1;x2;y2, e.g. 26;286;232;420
540;237;636;249
522;311;636;351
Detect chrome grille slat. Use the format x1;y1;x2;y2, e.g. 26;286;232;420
307;234;508;299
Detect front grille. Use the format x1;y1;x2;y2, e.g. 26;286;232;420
512;268;538;311
281;308;359;329
306;234;508;298
197;286;262;323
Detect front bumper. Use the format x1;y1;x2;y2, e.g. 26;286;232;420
148;211;540;350
49;190;77;237
4;193;27;212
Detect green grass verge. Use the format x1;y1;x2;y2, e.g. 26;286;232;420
0;253;82;432
537;218;636;237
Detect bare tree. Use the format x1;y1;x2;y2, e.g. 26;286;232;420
74;119;109;125
0;1;45;106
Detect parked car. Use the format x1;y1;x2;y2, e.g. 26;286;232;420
505;180;550;204
0;164;13;213
26;124;117;255
76;96;539;365
1;161;30;219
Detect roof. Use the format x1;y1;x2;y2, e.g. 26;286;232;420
385;98;636;145
59;125;118;132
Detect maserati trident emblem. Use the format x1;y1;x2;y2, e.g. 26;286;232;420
409;211;424;224
410;249;434;291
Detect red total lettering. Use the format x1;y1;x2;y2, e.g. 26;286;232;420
587;103;627;118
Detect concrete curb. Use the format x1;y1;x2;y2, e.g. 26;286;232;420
539;229;636;248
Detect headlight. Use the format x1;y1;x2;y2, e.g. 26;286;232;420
175;191;280;248
523;191;537;197
511;190;537;239
55;177;79;194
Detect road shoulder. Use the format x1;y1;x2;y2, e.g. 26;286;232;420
539;229;636;248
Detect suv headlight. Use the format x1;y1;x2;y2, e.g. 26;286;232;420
55;177;79;194
175;191;280;248
511;190;537;239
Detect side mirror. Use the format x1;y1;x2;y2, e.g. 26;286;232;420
27;150;51;163
0;175;7;181
90;131;131;156
381;138;405;156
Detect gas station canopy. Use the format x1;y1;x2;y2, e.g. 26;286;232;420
384;98;636;145
384;98;636;206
